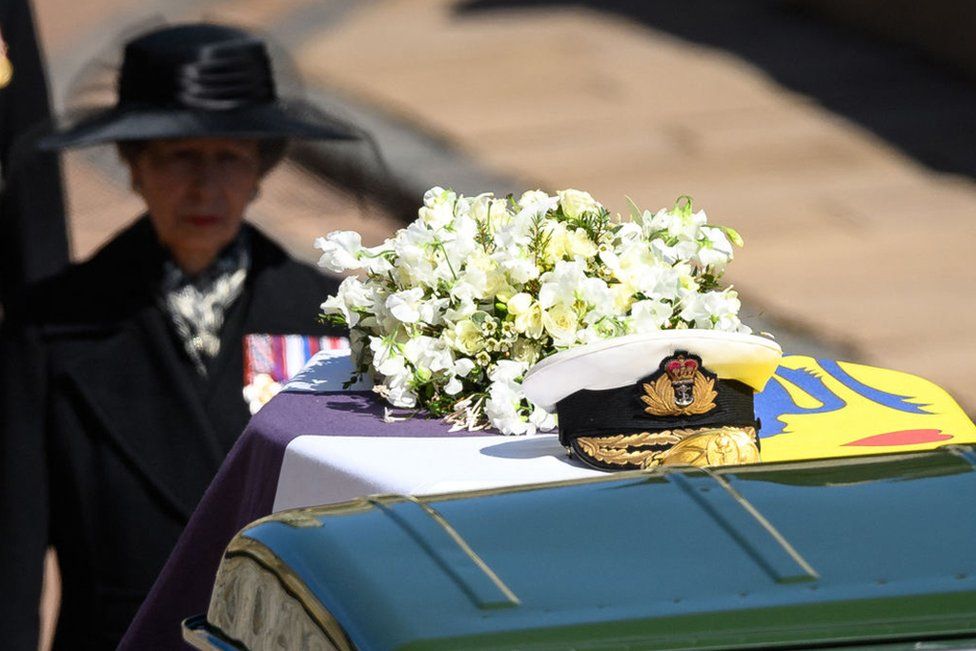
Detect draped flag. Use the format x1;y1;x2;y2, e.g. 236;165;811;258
757;356;975;462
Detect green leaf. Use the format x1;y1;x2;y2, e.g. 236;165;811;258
318;313;348;327
624;195;643;223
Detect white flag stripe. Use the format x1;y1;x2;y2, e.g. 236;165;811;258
285;336;307;380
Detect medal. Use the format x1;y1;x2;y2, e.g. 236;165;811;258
0;27;11;88
0;57;12;89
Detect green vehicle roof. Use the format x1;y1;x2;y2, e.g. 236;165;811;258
237;446;976;650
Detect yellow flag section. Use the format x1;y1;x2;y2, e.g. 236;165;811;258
755;356;976;463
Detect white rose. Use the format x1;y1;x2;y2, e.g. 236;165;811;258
542;303;578;347
447;319;486;355
557;189;601;219
517;190;553;209
565;228;598;259
510;338;541;365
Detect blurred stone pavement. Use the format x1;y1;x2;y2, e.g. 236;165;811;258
29;0;976;411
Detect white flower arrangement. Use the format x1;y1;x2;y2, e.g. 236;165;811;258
317;187;749;435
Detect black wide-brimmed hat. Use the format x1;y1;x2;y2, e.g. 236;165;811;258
38;23;358;150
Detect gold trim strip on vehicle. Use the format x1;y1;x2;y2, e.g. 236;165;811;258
384;495;521;606
225;536;355;651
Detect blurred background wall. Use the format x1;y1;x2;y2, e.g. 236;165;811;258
796;0;976;80
26;0;976;412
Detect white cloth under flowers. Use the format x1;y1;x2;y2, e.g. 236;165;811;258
316;187;749;435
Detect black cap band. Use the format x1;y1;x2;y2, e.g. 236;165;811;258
556;378;757;447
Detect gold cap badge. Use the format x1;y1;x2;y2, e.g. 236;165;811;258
641;352;717;417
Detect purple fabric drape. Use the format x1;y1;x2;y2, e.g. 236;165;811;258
119;391;479;650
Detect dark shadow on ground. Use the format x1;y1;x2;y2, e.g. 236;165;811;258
456;0;976;178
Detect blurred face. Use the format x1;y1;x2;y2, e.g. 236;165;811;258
128;138;262;274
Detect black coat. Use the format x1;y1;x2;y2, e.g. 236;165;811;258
0;0;69;314
0;218;343;649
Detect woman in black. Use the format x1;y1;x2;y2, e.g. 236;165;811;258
0;23;357;649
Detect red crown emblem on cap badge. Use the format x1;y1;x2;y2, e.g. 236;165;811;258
665;356;698;385
642;351;717;415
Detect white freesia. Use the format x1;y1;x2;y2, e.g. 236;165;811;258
443;357;475;395
320;276;372;327
629;299;674;333
679;290;744;331
467;193;509;225
538;260;587;309
578;277;614;318
528;405;557;432
369;336;406;377
485;360;536;435
418;186;457;229
404;335;452;372
318;189;751;434
315;231;363;273
517;190;559;216
651;238;700;265
697;226;735;270
485;381;530;435
500;256;540;284
379;370;417;408
507;293;544;339
360;243;395;275
489;359;529;385
386;288;426;324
